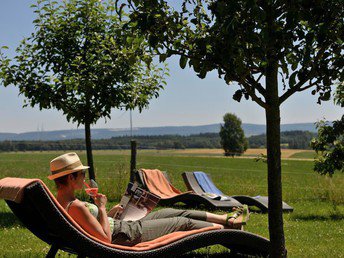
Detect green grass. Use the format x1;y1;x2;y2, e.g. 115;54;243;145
289;151;317;159
0;151;343;257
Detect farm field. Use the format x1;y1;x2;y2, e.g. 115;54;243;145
67;148;316;159
0;150;343;257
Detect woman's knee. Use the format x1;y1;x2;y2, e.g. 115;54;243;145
173;217;194;230
162;208;179;214
160;208;188;218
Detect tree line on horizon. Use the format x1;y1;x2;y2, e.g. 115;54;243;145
0;130;316;152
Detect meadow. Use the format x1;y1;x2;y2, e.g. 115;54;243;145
0;150;343;257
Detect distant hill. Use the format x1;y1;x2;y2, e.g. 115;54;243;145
0;122;317;141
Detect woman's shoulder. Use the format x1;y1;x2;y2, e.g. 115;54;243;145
68;199;87;211
69;200;98;217
67;200;98;225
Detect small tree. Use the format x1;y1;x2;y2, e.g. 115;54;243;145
123;1;343;256
219;113;248;156
0;0;167;180
312;84;344;176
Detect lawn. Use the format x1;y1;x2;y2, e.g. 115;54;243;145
0;150;343;257
288;151;317;159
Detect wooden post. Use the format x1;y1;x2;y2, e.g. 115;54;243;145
130;140;137;183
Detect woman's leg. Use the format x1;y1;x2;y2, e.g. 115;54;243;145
142;208;206;221
140;217;215;242
142;208;237;226
112;214;222;246
205;212;228;224
207;207;250;229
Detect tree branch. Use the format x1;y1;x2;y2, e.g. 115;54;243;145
279;46;327;104
160;41;212;63
240;80;268;109
246;75;266;97
257;73;264;83
279;79;319;104
299;81;319;92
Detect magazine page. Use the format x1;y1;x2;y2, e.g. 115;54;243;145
115;182;160;221
201;192;231;201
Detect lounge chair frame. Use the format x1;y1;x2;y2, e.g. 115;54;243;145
182;172;294;213
4;180;271;257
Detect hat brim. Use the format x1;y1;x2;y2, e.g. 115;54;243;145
48;165;90;180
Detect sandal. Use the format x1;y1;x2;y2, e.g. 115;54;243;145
226;205;250;229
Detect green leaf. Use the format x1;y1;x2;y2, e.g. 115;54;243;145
233;90;243;102
322;91;331;101
289;72;297;87
199;70;207;79
179;55;187;69
260;61;267;68
159;54;167;63
126;36;133;44
190;18;198;25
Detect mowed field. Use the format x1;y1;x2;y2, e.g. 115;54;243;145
0;150;343;257
84;148;316;159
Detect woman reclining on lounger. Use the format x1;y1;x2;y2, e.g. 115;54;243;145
48;152;249;246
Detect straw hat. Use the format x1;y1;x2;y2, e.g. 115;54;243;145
48;152;89;180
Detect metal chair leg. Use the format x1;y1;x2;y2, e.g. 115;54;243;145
46;244;59;258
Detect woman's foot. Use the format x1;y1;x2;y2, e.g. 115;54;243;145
225;205;250;230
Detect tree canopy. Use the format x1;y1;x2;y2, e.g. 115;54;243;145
312;83;344;176
1;0;166;124
219;113;248;156
0;0;167;179
125;0;343;106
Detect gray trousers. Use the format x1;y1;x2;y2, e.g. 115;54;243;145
112;208;212;245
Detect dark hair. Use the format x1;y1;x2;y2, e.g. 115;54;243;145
54;171;79;189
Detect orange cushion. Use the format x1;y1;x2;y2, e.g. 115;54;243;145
0;177;42;203
140;169;183;198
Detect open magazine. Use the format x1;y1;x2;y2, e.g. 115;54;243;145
114;182;160;221
201;192;231;201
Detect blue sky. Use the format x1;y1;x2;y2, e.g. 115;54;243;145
0;0;342;133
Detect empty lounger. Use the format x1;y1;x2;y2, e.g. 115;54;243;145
136;169;243;210
0;177;271;257
182;172;294;213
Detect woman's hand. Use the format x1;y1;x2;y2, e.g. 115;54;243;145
93;193;107;209
107;204;124;218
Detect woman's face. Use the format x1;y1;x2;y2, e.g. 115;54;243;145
72;170;86;190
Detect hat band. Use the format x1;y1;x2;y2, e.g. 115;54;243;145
51;161;83;174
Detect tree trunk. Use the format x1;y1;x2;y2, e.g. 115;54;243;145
85;121;96;181
130;140;137;183
266;62;286;257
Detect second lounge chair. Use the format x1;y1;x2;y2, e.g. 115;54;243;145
182;171;294;213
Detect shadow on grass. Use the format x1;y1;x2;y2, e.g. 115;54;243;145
180;252;255;257
0;212;23;228
291;214;344;221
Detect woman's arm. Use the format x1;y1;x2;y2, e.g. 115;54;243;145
94;194;112;241
107;204;124;218
68;199;112;243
